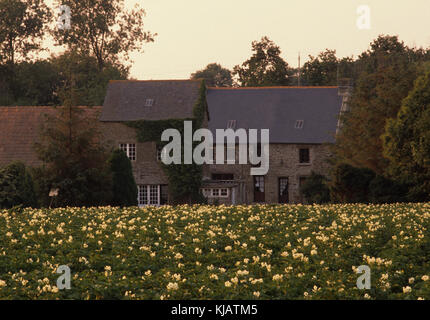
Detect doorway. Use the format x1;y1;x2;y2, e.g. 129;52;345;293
254;176;265;202
279;177;289;203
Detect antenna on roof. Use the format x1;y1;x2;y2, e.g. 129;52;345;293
298;52;301;86
336;63;339;84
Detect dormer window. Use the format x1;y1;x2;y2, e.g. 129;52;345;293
145;98;154;107
295;120;304;129
227;120;236;129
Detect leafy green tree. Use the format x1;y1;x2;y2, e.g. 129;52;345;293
233;36;291;87
52;0;156;70
0;64;14;105
0;161;37;208
191;63;233;87
109;149;138;207
301;49;339;86
34;52;112;207
355;35;426;75
34;106;113;207
333;35;427;174
383;69;430;201
1;52;128;106
51;51;128;105
12;60;61;106
0;0;51;65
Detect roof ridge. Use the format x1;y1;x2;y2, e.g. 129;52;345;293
0;106;102;108
109;79;201;83
208;86;339;90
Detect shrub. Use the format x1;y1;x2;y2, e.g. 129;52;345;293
300;172;331;204
330;163;375;203
0;162;37;208
368;175;408;204
30;166;51;207
108;149;138;207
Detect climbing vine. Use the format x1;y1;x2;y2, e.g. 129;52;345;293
126;80;208;204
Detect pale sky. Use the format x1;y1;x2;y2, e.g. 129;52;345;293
45;0;430;80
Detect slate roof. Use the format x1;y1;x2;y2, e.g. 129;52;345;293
206;87;343;144
0;106;101;167
99;80;202;122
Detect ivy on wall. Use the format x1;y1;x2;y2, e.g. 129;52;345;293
126;80;208;204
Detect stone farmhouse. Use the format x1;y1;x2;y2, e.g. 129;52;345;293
0;79;347;206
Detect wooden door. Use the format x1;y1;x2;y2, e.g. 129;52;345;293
254;176;265;202
279;178;289;203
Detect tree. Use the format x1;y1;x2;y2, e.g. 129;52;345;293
333;35;427;174
0;63;14;105
0;51;128;106
233;37;291;87
12;59;61;106
0;0;51;65
356;35;415;75
299;50;355;86
0;161;37;208
301;49;339;86
383;68;430;201
34;51;112;207
191;63;232;87
109;149;138;207
51;51;128;106
51;0;156;70
34;106;113;207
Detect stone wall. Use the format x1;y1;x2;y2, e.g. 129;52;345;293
101;122;333;205
99;122;168;186
204;143;333;204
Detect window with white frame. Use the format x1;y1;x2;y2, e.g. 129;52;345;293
212;188;220;197
138;185;168;206
149;185;158;204
119;143;136;161
202;189;211;197
220;188;228;197
138;185;148;205
202;188;229;198
156;145;163;161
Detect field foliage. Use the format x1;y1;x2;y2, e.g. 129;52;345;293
1;203;430;299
